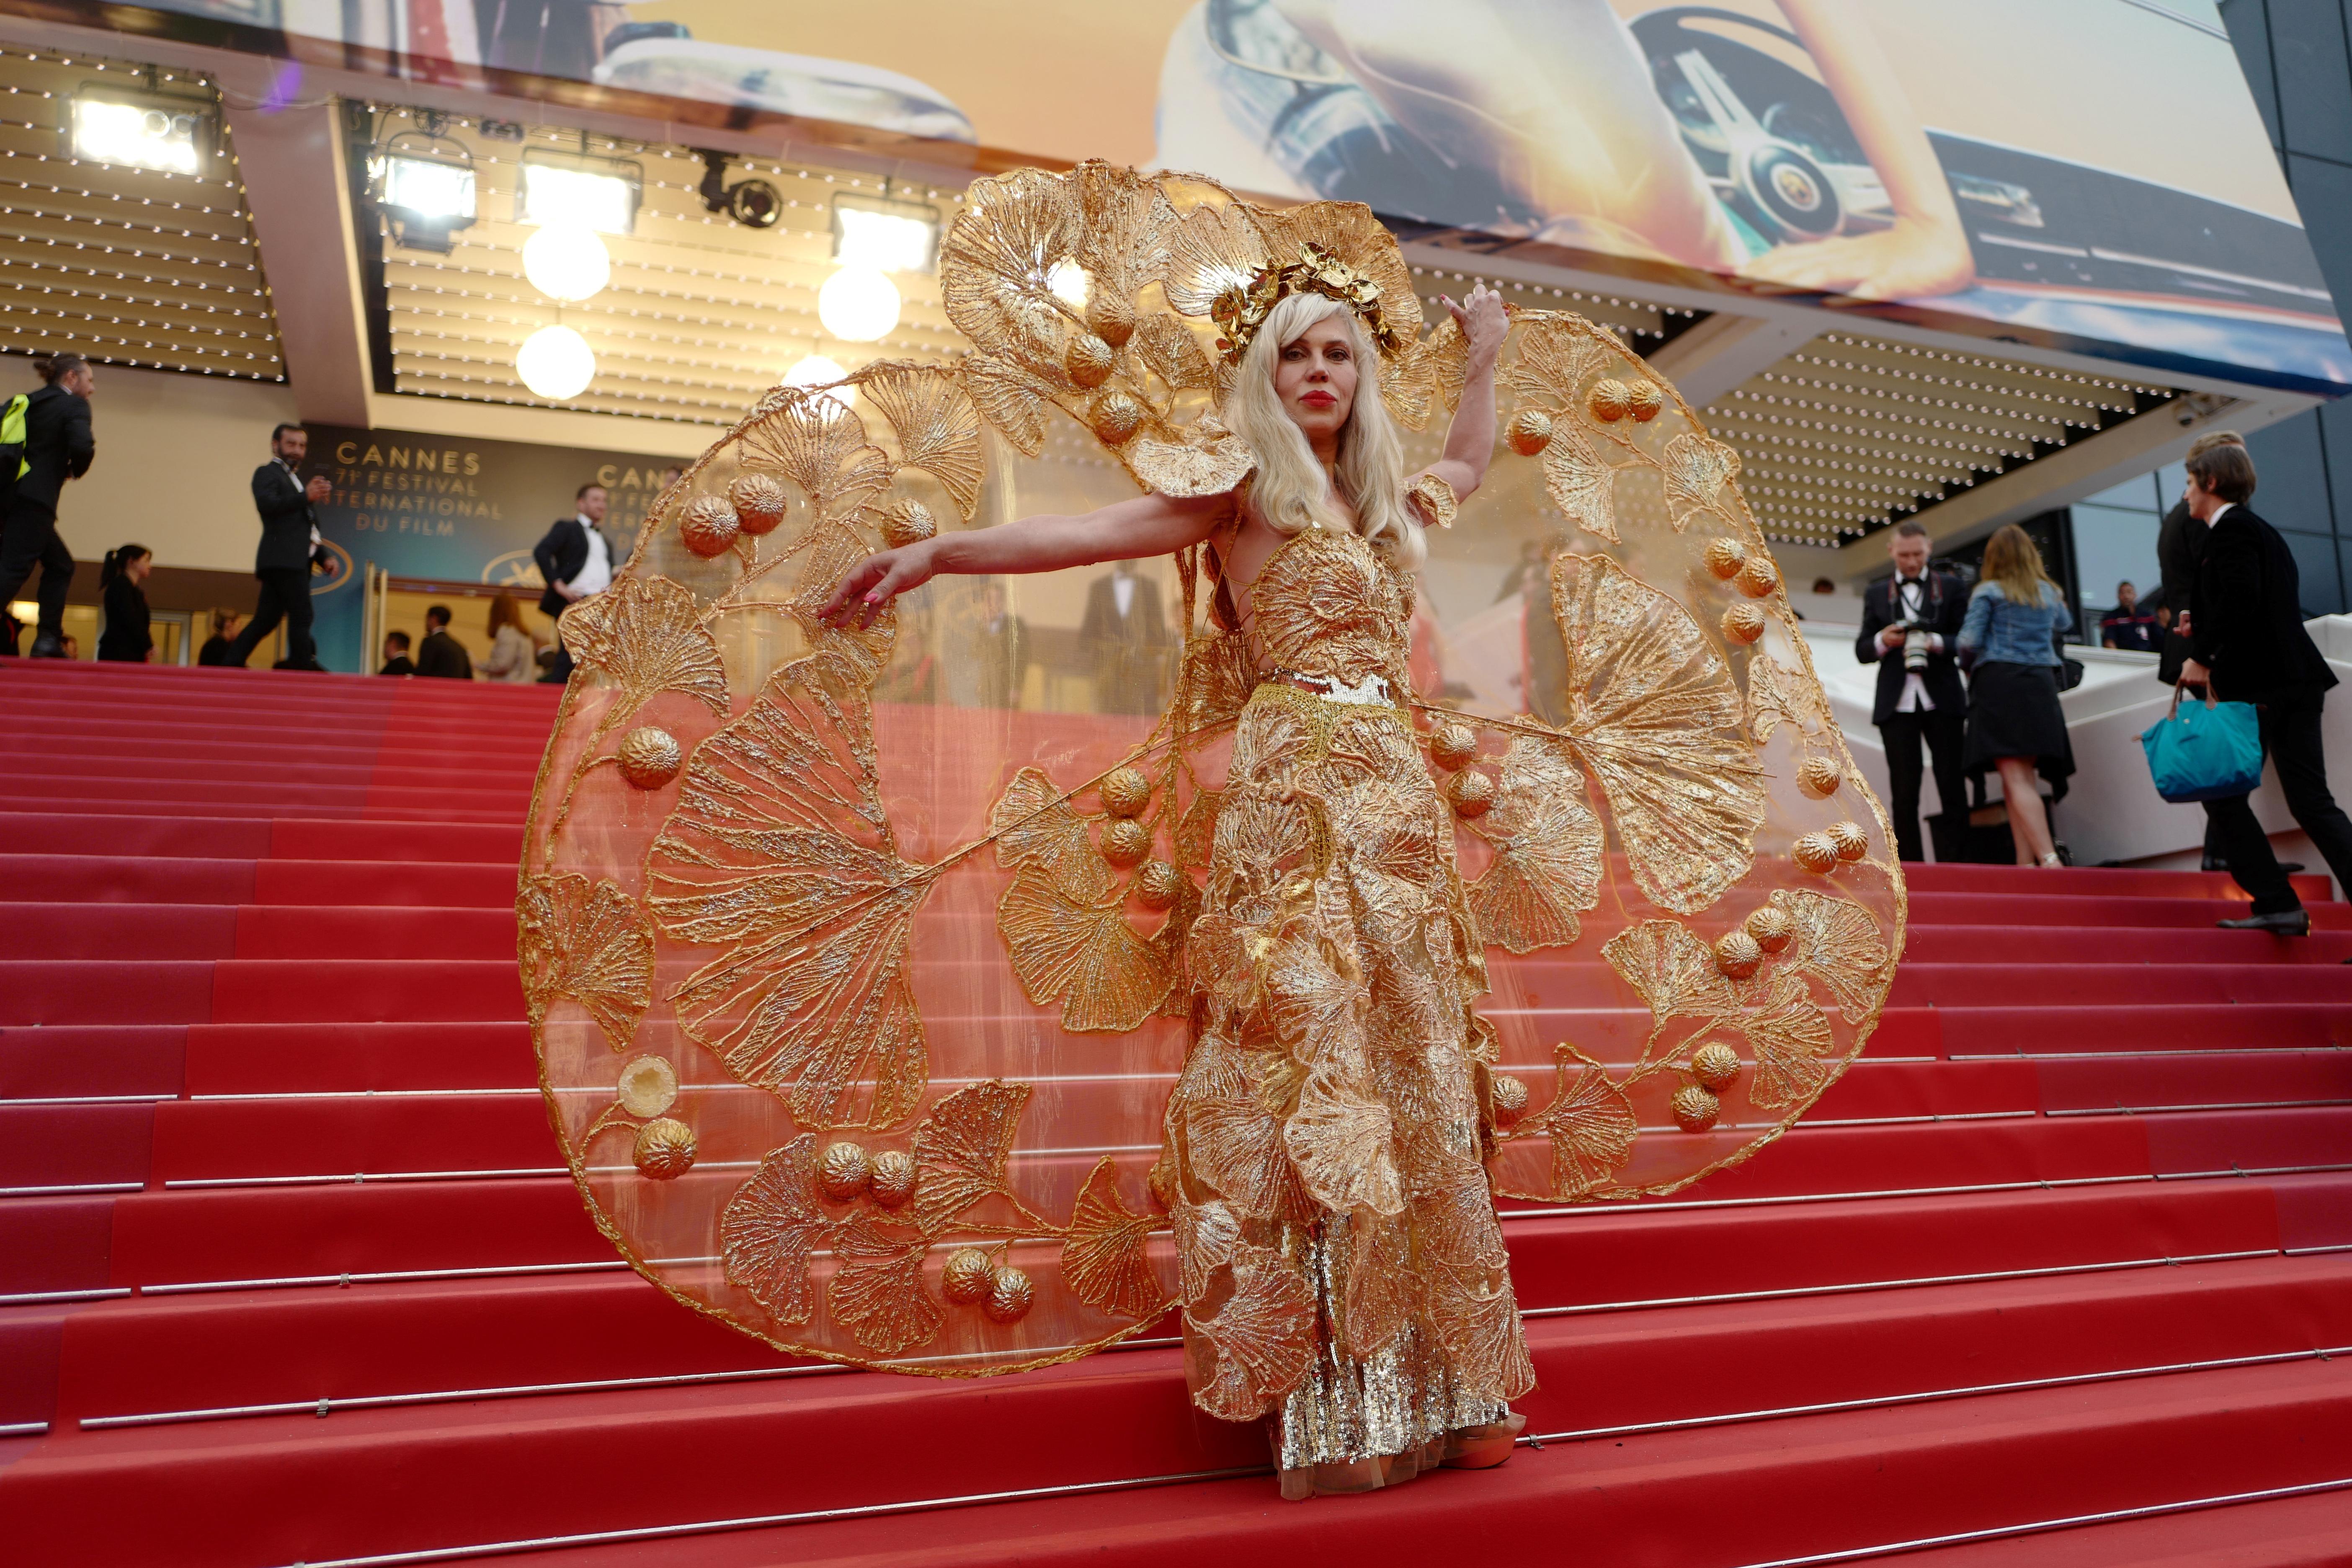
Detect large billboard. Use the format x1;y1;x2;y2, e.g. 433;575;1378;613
54;0;2351;391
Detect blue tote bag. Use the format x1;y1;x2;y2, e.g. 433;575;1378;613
2140;688;2265;803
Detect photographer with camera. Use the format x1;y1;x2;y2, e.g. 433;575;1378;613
1857;520;1970;862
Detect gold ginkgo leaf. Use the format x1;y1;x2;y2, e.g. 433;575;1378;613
1186;1244;1316;1420
1539;1043;1638;1199
1552;552;1765;913
1128;424;1258;498
737;389;892;512
1542;419;1620;544
1179;633;1259;735
1382;316;1466;432
1501;313;1607;407
719;1135;823;1324
1060;1156;1169;1320
647;671;934;1130
1131;311;1214;395
1426;1253;1537;1403
989;766;1115;903
1181;1041;1314;1223
1771;888;1893;1020
1254;201;1417;340
940;168;1080;372
1282;1065;1406;1217
997;864;1175;1033
558;577;729;721
1741;972;1837;1110
910;1078;1031;1235
1603;919;1736;1028
1158;199;1268;319
1340;1210;1413;1359
1660;432;1741;531
517;872;655;1052
826;1226;942;1356
959;352;1058;457
856;363;983;520
1068;160;1173;322
1466;735;1605;954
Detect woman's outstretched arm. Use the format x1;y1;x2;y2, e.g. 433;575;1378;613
1421;286;1509;507
819;488;1231;628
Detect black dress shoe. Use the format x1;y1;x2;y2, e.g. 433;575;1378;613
26;635;65;659
2217;909;2310;936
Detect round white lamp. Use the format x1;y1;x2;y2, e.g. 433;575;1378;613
784;352;854;411
517;324;596;400
522;224;611;303
817;264;900;343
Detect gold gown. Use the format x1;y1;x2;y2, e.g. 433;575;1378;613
1166;523;1533;1482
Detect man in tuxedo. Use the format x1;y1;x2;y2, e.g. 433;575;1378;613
2177;442;2352;936
1079;560;1171;715
0;353;96;658
227;423;336;669
532;482;613;684
378;630;416;676
1855;520;1969;862
413;605;474;679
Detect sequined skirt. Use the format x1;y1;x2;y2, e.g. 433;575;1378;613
1163;681;1534;1471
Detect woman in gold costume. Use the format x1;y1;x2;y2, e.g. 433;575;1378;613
823;276;1528;1496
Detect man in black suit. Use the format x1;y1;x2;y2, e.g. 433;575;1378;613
0;353;97;658
2177;443;2352;936
531;482;613;684
226;423;336;669
1079;560;1171;715
413;606;473;679
378;630;415;676
1855;520;1970;862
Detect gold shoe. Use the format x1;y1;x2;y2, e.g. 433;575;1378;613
1440;1411;1528;1470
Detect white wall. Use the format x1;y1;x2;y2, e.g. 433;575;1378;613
16;362;302;575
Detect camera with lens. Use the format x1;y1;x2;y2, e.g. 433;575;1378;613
1895;614;1934;673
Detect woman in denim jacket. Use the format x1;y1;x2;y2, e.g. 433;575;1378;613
1958;524;2076;867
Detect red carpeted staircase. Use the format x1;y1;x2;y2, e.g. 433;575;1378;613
6;658;2352;1568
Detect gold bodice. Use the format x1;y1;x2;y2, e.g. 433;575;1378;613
1241;525;1415;694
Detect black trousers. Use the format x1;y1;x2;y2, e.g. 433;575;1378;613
2202;686;2352;914
0;498;72;647
1878;707;1969;863
227;567;316;668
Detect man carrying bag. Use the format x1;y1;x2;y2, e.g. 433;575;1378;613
2173;441;2352;935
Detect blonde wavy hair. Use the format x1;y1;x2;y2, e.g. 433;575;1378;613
1222;292;1425;569
1978;523;2063;609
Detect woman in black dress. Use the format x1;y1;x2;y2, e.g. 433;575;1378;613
96;543;154;663
1957;525;2076;867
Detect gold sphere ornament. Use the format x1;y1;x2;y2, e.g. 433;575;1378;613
983;1266;1036;1325
1505;408;1554;456
817;1141;870;1201
1065;332;1116;389
1745;903;1795;953
1703;537;1748;580
1798;756;1843;798
1101;817;1153;869
1624;379;1665;420
1721;602;1766;645
1091;390;1146;446
942;1248;995;1305
1087;294;1137;348
1735;554;1779;598
680;495;741;558
632;1118;697;1179
616;1054;679;1118
1792;831;1840;874
1828;820;1870;861
1671;1083;1721;1133
1099;766;1152;818
1491;1072;1530;1125
1588;378;1630;421
1446;769;1496;819
867;1149;917;1210
879;499;937;550
1430;722;1480;772
1691;1042;1742;1091
1713;929;1763;980
616;726;682;790
1134;860;1184;911
728;473;789;536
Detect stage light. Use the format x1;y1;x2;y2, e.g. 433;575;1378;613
372;130;476;253
818;265;899;343
832;193;939;273
517;324;596;400
784;353;854;410
519;154;640;235
69;88;212;174
523;224;610;302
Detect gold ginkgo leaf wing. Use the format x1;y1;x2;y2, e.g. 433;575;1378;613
1553;551;1766;913
911;1078;1031;1233
1465;735;1604;954
1061;1157;1170;1319
854;363;984;521
997;864;1175;1034
516;872;655;1051
557;578;730;721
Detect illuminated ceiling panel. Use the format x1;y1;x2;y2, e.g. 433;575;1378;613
0;46;284;380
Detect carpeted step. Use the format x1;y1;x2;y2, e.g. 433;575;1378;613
0;1103;154;1192
1906;923;2352;965
1885;1484;2352;1568
1911;891;2352;930
0;1026;186;1101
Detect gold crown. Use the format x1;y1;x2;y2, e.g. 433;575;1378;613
1211;242;1403;365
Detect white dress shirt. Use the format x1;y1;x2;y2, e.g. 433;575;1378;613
1892;575;1943;713
1112;574;1135;617
567;514;612;599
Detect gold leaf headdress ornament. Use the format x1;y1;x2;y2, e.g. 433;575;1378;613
1211;242;1404;366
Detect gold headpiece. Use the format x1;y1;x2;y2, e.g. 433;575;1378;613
1211;242;1404;366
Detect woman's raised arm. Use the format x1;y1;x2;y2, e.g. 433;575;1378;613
1420;286;1509;508
819;488;1231;629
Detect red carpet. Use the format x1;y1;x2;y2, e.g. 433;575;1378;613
5;658;2352;1566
